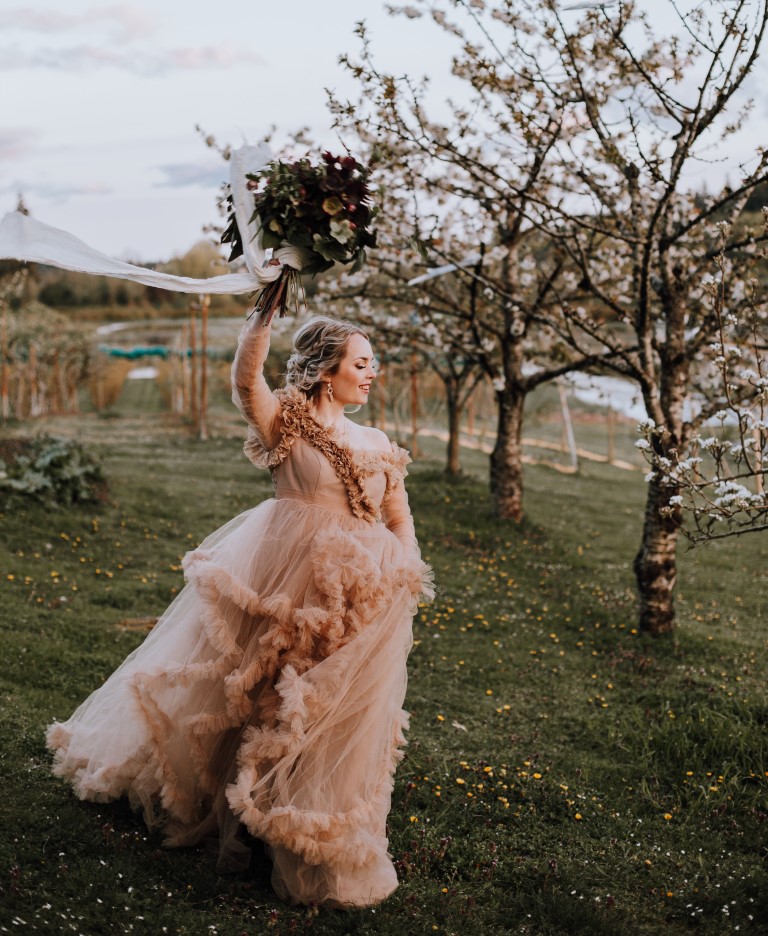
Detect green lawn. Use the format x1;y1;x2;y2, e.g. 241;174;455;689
1;412;766;935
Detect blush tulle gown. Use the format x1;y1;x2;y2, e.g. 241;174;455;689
45;319;433;908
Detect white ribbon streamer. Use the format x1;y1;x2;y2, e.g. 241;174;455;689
0;144;308;295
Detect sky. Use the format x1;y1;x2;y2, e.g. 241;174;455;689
3;0;767;263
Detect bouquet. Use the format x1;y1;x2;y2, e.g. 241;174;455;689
222;152;377;324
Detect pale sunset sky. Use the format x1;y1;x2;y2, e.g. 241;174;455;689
2;0;767;263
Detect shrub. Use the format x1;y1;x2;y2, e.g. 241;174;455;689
0;435;108;505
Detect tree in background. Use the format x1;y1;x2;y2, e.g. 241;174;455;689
526;0;768;633
637;217;768;543
1;301;89;419
331;0;767;634
330;13;637;520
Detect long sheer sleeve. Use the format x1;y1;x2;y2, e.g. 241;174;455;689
230;317;281;451
381;445;420;557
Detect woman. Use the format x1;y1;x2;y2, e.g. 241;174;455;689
46;312;433;908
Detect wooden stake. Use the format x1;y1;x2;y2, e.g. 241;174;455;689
607;406;616;465
558;380;578;472
29;344;39;418
189;309;198;427
199;294;209;441
1;303;8;421
181;321;189;414
410;352;420;457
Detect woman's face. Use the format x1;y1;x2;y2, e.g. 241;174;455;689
327;332;376;406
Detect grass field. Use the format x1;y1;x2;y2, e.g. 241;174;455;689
1;410;766;935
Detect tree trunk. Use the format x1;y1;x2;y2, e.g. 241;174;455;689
633;478;681;635
445;385;462;476
490;386;526;521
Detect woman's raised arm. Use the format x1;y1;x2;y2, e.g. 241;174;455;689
230;316;282;451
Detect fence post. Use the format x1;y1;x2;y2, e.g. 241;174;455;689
558;380;578;472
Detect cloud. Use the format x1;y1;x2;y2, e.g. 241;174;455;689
167;45;265;70
0;42;264;75
154;162;226;189
0;128;38;161
2;179;112;201
0;5;155;43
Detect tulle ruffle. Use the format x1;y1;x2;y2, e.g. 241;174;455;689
46;497;433;907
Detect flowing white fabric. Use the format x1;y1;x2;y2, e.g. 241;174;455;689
0;144;309;294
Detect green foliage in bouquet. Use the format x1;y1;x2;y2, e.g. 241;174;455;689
0;435;108;506
222;152;377;276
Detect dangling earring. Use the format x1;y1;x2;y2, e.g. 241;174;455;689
327;381;334;402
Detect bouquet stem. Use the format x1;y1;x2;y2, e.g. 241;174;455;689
247;268;303;326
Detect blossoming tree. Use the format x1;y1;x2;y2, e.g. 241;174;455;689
531;0;768;633
636;218;768;544
331;0;767;634
330;15;637;521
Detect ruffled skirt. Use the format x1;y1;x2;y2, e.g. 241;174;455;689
46;496;432;908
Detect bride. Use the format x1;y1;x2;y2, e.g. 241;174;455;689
46;311;433;908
